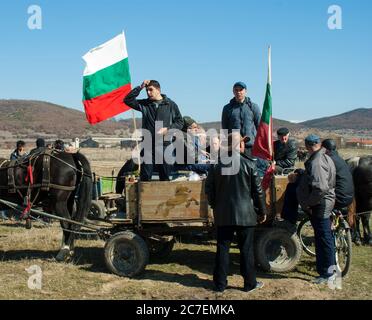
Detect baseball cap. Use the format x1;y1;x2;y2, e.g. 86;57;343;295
233;81;247;90
305;134;321;146
277;127;289;136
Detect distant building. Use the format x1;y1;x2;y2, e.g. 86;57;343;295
345;138;372;148
80;137;99;148
120;138;141;149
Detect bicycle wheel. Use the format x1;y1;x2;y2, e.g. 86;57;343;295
334;224;352;277
297;217;316;257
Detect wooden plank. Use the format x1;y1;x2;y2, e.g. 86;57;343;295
273;175;289;217
138;181;210;220
125;181;138;219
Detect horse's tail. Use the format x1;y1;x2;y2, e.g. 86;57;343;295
73;152;92;222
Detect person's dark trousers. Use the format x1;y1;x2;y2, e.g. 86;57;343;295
281;182;299;224
310;214;336;278
213;225;257;290
140;143;173;181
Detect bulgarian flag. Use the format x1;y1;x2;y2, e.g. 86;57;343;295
252;46;273;160
82;32;132;124
252;46;274;190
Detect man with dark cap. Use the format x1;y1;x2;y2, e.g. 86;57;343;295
273;127;298;174
321;139;354;211
221;82;261;156
206;132;267;293
297;134;337;284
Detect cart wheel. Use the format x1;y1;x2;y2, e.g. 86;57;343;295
104;231;149;277
255;228;302;273
88;200;106;220
147;237;175;259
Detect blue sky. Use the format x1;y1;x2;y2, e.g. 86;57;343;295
0;0;371;123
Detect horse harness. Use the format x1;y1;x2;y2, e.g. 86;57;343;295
0;149;80;218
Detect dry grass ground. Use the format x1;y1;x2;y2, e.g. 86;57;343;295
0;147;371;300
0;220;371;300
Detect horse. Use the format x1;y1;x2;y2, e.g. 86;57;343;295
346;156;372;245
0;148;92;261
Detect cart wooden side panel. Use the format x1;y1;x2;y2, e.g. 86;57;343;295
126;181;211;222
265;175;289;221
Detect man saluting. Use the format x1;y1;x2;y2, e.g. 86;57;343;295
124;80;183;181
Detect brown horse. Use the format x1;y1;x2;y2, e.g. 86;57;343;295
347;156;372;245
0;149;92;261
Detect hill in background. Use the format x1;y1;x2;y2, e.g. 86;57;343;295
0;100;128;139
300;108;372;130
0;100;370;141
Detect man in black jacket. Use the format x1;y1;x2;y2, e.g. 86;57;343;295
321;139;354;210
124;80;183;181
205;133;267;292
274;127;298;174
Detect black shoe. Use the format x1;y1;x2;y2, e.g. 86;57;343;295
213;285;226;293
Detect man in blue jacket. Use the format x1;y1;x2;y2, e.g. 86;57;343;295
221;82;261;156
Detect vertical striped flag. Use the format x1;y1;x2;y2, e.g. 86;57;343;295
252;46;273;160
253;46;274;190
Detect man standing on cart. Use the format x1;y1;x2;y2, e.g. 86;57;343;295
124;80;184;181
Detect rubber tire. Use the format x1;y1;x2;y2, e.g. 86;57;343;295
147;237;175;259
335;226;352;277
297;217;316;257
104;231;149;277
255;228;302;273
88;200;106;220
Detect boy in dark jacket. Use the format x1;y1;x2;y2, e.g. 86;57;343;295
124;80;183;181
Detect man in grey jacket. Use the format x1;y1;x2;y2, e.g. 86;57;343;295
297;134;337;284
221;82;261;156
206;133;267;292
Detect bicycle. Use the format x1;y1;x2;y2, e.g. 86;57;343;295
297;209;352;277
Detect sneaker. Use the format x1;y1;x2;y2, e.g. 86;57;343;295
311;276;333;285
243;281;264;293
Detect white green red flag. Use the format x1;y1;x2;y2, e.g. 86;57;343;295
253;46;274;191
82;32;132;124
252;46;273;160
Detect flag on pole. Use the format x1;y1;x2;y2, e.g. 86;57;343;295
252;46;273;160
82;32;132;124
252;46;274;191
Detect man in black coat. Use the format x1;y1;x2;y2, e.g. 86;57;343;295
321;139;354;210
205;133;267;292
124;80;184;181
274;127;298;174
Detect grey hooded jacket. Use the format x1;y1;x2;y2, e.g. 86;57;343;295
297;148;336;218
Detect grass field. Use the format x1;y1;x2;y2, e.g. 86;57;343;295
0;220;371;300
0;147;371;300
